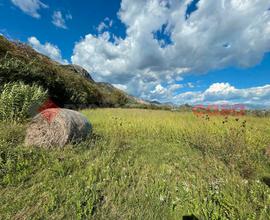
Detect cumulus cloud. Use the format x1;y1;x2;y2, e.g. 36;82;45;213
72;0;270;101
148;83;183;102
28;36;68;64
151;84;167;95
11;0;48;18
52;11;72;29
173;83;270;107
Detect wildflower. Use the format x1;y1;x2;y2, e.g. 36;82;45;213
159;195;165;202
183;182;190;192
242;179;248;184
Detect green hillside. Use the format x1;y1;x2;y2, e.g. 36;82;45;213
0;36;136;108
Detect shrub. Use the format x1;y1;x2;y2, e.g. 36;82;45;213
0;82;48;122
0;53;104;107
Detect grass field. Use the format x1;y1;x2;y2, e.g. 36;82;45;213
0;108;270;219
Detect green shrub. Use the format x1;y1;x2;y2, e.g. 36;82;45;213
0;82;48;122
0;53;104;107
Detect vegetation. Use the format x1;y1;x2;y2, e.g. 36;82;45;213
0;109;269;219
0;36;136;107
0;33;269;219
0;82;48;122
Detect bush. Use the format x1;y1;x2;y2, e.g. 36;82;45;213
0;82;48;122
0;54;104;107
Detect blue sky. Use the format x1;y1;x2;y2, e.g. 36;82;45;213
1;0;270;108
0;0;125;59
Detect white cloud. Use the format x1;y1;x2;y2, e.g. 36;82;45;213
28;36;68;64
0;29;12;39
66;13;72;20
97;22;107;33
52;11;72;29
173;83;270;107
113;84;128;91
149;83;183;101
97;18;113;33
151;84;166;95
187;82;195;88
11;0;48;18
72;0;270;102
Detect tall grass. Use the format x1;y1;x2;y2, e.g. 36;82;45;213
0;109;269;219
0;82;48;122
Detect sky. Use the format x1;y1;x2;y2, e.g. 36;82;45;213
0;0;270;108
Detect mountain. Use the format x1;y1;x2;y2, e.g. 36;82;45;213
0;36;137;108
149;100;162;105
63;64;94;82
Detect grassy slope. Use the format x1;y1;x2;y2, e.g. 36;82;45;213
0;36;135;107
0;109;269;219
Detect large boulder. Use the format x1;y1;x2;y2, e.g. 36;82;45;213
25;108;92;148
